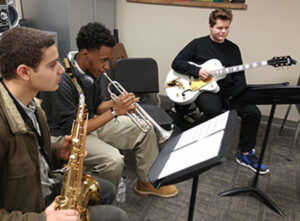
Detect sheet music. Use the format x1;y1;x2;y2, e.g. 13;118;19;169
158;130;224;179
173;111;229;151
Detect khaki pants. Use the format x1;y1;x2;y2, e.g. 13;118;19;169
52;116;159;188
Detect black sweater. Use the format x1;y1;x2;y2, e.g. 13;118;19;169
172;35;246;93
40;62;104;136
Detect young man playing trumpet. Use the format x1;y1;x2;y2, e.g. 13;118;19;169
40;22;178;197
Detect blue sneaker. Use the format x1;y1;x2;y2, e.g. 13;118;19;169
236;150;270;174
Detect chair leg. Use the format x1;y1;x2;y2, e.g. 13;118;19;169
287;120;300;160
156;93;161;107
279;104;292;135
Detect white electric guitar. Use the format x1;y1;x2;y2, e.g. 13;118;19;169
165;56;296;105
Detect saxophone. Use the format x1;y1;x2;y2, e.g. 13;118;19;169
55;59;101;221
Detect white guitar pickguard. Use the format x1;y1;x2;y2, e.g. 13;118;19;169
165;59;223;105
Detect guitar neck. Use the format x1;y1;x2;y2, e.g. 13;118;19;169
211;60;269;76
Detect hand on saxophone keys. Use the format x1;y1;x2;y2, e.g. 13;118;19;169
58;135;73;161
58;135;87;161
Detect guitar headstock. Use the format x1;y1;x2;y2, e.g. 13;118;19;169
268;56;297;67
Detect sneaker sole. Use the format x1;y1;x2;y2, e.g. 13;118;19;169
135;187;178;198
236;158;270;174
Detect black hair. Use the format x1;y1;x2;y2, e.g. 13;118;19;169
76;22;116;51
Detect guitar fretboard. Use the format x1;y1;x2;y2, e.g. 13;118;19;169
211;60;268;76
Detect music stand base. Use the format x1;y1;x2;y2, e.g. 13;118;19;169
219;186;285;216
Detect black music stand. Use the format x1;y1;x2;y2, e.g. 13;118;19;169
219;84;300;216
148;111;238;221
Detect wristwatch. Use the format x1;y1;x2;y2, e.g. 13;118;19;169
110;107;118;119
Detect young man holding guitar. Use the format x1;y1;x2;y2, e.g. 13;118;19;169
171;9;269;174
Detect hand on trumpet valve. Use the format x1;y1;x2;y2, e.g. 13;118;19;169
113;92;140;116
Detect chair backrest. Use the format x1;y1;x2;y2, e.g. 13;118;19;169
111;42;128;66
113;58;159;94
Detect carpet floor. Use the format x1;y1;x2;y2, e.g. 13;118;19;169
116;122;300;221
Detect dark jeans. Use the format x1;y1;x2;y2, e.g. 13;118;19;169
45;176;128;221
195;91;261;153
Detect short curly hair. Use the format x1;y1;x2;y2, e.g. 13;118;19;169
209;9;233;27
76;22;116;51
0;27;55;80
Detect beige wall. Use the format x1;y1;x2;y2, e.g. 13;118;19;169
16;0;300;121
115;0;300;121
15;0;22;18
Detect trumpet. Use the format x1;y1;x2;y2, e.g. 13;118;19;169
103;73;173;144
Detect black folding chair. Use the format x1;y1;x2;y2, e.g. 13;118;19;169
112;57;174;131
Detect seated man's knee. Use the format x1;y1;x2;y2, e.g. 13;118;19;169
250;106;261;122
196;93;223;115
200;106;223;120
98;178;116;205
255;107;261;117
107;154;124;174
89;205;129;221
112;208;129;221
90;152;124;175
239;105;261;123
208;108;223;117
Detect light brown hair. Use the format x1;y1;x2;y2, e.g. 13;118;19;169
209;9;233;27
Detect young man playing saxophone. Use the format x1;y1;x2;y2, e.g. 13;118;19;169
0;27;128;221
40;22;178;197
